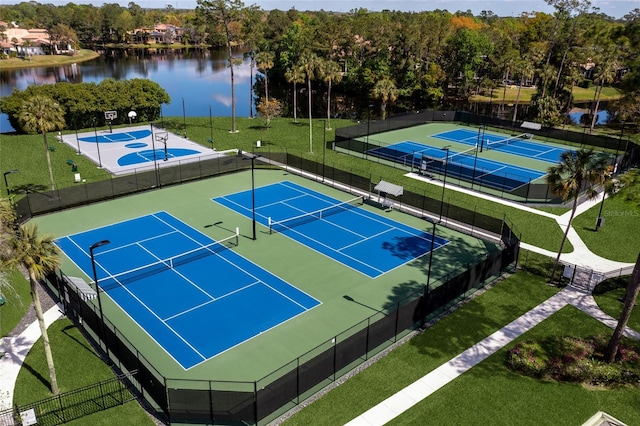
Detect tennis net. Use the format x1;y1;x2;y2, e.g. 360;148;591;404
269;196;364;234
99;232;239;289
445;145;478;165
485;133;530;151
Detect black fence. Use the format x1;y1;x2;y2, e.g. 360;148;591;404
0;371;137;426
44;233;517;425
274;152;521;244
335;110;640;203
13;153;252;222
20;147;520;424
12;145;519;424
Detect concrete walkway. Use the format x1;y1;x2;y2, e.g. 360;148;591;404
0;304;63;410
343;181;638;426
345;288;640;426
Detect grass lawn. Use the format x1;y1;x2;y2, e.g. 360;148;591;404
470;85;623;103
593;276;640;333
389;307;638;426
283;270;639;425
284;265;561;425
572;192;640;263
0;49;99;69
0;133;112;193
1;117;571;253
13;318;155;424
0;270;31;337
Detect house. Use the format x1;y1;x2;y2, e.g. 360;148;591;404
131;23;183;44
0;22;51;57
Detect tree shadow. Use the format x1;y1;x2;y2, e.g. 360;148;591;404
376;229;521;359
13;183;47;194
9;335;51;391
61;324;101;360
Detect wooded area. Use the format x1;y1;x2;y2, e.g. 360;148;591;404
1;1;639;128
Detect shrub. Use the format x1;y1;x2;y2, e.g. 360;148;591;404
507;335;640;387
507;341;548;378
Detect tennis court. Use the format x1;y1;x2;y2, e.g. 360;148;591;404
213;181;449;278
367;141;545;191
433;128;568;163
54;211;320;369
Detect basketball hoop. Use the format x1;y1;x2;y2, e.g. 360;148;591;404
155;131;169;161
104;110;117;133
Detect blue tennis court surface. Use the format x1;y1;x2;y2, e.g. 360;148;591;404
367;141;545;191
213;181;449;278
54;211;320;369
433;128;568;163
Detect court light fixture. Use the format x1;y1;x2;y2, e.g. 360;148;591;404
421;217;440;328
439;146;450;222
3;169;19;196
243;154;260;240
90;239;110;353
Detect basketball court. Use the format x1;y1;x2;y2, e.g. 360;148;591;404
58;118;222;176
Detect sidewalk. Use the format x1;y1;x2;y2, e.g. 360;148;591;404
0;176;636;423
345;287;640;426
0;304;62;410
342;184;638;426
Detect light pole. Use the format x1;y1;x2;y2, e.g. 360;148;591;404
320;119;327;182
613;121;625;173
150;123;160;187
439;147;450;222
93;117;103;168
366;104;374;156
182;97;187;138
243;154;260;240
209;105;214;149
421;218;439;328
3;170;19;196
472;126;484;188
74;114;81;155
595;122;625;231
90;240;110;350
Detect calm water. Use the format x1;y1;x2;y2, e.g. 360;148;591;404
0;47;256;133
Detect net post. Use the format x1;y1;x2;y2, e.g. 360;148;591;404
268;217;272;234
235;227;240;245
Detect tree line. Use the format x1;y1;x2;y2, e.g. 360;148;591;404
1;1;639;128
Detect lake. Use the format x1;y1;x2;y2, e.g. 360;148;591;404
0;47;256;133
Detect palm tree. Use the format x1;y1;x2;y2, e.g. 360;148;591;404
2;223;61;395
244;50;255;118
297;51;320;153
590;53;617;131
196;0;245;133
255;51;275;102
371;77;398;120
605;169;640;362
0;198;17;300
546;149;609;283
18;95;66;191
605;252;640;363
511;59;534;125
285;65;305;123
319;59;343;130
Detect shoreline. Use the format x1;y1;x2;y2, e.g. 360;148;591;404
0;49;100;70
